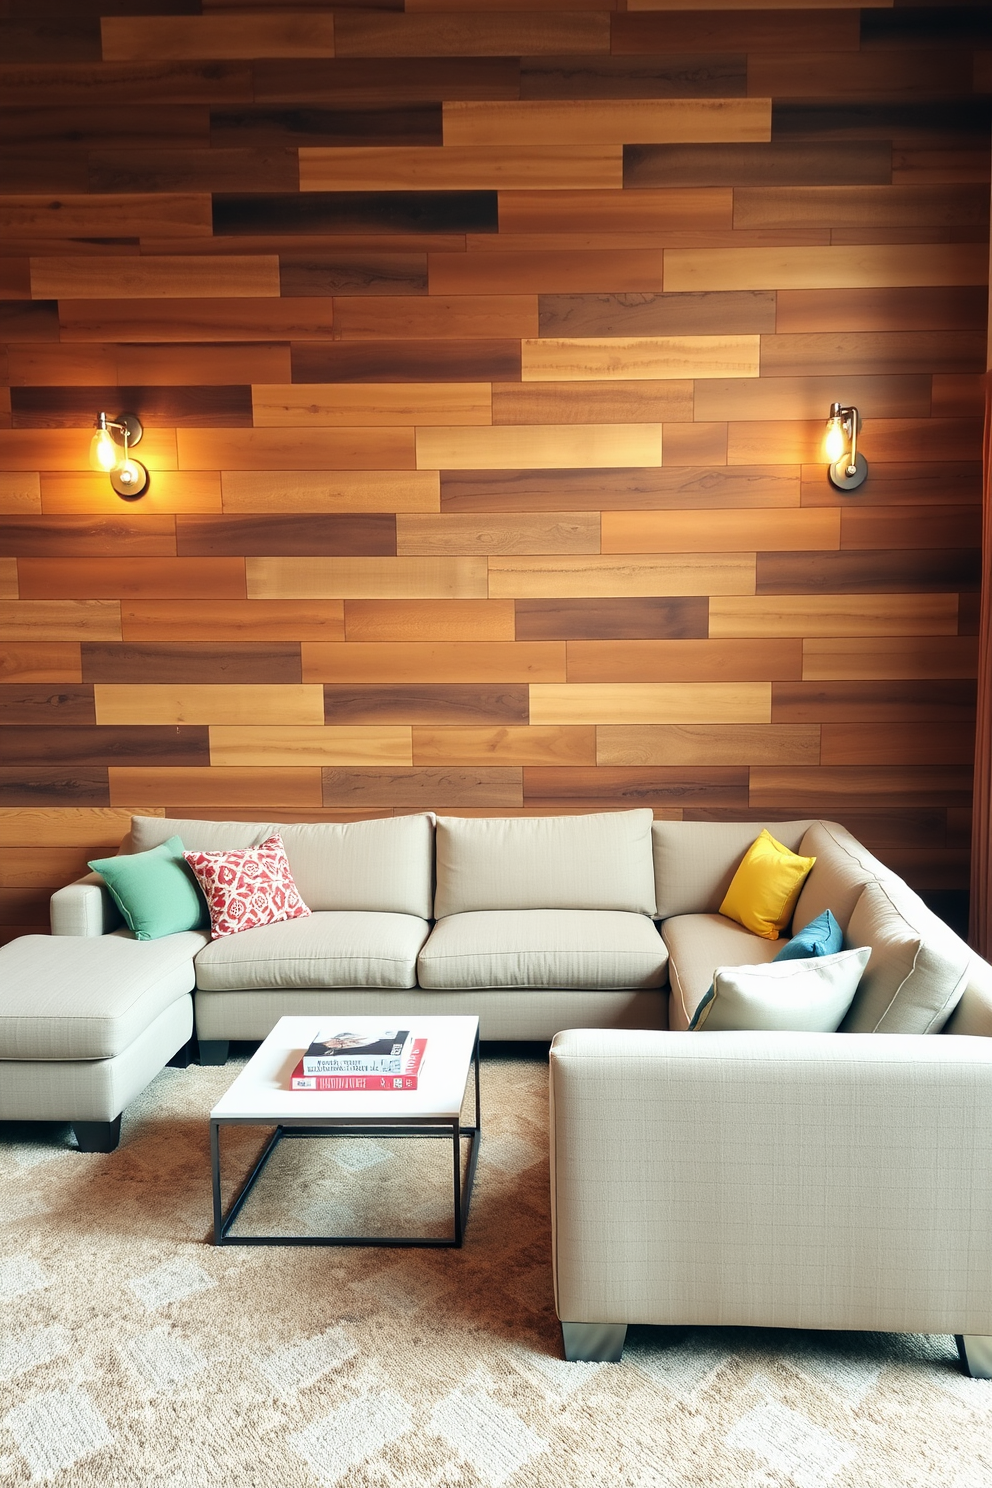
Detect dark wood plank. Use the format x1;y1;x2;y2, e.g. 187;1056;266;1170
57;299;335;343
176;514;396;559
0;154;90;192
538;290;775;337
0;301;59;341
88;149;299;194
756;549;980;595
292;340;521;383
210;105;441;148
0;685;95;725
771;680;976;724
253;57;520;106
519;52;746;99
441;466;796;513
515;598;707;641
841;508;982;552
0;63;253;108
333;12;609;57
322;767;522;809
684;805;949;852
1;725;209;766
214;191;498;236
772;99;992;146
959;591;981;636
625;141;891;189
801;462;982;508
523;766;749;807
0;891;51;928
861;8;992;49
763;330;986;379
324;684;528;725
749;765;974;810
10;385;253;428
613;11;856;53
80;642;303;685
0;517;177;558
1;1;199;14
0;20;101;63
820;721;974;768
280;253;427;297
0;106;210;151
776;286;988;333
0;768;109;805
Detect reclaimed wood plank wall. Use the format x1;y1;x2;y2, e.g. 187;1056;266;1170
0;0;989;939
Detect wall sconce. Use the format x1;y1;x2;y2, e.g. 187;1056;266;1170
89;412;149;499
824;403;867;491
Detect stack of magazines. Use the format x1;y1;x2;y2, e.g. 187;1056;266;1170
290;1029;427;1091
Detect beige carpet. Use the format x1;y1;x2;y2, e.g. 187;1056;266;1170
0;1048;989;1487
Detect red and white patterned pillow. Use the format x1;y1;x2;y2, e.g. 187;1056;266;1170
183;835;311;940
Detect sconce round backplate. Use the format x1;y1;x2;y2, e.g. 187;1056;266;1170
110;460;150;499
117;413;143;448
828;451;868;491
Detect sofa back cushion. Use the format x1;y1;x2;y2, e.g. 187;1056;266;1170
653;820;814;920
792;820;892;935
433;810;656;918
841;878;970;1034
130;814;433;919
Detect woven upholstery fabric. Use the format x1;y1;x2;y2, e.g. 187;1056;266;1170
653;820;814;920
842;879;970;1034
793;820;892;934
184;836;310;941
663;913;778;1030
418;908;668;990
193;911;429;992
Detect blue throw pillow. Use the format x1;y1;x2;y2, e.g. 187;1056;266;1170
773;909;843;963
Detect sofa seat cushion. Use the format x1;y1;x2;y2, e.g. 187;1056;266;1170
0;929;206;1061
417;909;668;991
193;911;429;992
663;913;779;1030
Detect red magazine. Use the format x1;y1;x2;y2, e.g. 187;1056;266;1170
290;1038;426;1091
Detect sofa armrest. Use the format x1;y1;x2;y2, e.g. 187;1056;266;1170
50;873;123;937
549;1028;992;1336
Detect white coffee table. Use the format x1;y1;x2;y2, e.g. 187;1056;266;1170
209;1015;480;1248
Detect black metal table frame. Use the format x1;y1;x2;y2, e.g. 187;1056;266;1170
210;1030;481;1248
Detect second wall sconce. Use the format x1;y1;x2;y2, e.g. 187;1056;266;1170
89;412;149;499
825;403;868;492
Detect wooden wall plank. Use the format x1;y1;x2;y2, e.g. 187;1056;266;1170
345;600;515;642
214;189;497;237
291;340;521;384
696;372;931;422
565;638;802;682
501;188;734;235
522;766;750;808
521;335;759;381
417;425;662;470
301;640;566;683
529;681;771;724
300;145;623;192
0;474;42;515
332;296;538;340
0;769;110;808
601;508;840;554
323;684;529;725
109;766;323;807
710;594;958;638
597;723;820;767
58;299;336;343
208;725;413;768
0;644;83;683
430;249;668;294
252;383;492;428
281;252;428;298
820;722;973;767
81;641;303;685
488;553;754;597
749;765;974;810
442;465;800;511
0;429;178;473
736;185;988;231
396;513;599;556
94;684;324;727
728;418;982;467
446;98;770;146
760;332;985;379
411;725;596;767
89;147;299;195
176;513;396;558
747;52;973;102
121;600;344;643
800;463;981;510
515;597;708;640
0;686;95;726
516;50;748;101
624;140;891;188
11;385;253;431
613;12;859;52
321;766;523;808
801;637;978;681
333;13;610;57
757;550;980;596
0;807;161;849
841;508;982;552
0;516;177;559
17;560;244;601
251;57;519;106
102;16;336;62
0;193;212;239
771;680;976;724
246;556;488;600
41;473;222;516
0;601;120;641
30;256;280;300
221;470;439;514
775;285;989;334
492;381;693;425
664;243;989;291
179;429;416;471
2;725;210;767
538;288;773;336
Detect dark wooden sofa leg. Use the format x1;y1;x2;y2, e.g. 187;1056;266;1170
956;1336;992;1379
561;1322;627;1362
167;1038;194;1069
197;1040;229;1066
73;1115;122;1153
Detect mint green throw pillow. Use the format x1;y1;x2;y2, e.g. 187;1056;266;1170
88;836;208;941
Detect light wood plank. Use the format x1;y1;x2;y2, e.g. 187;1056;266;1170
247;556;488;600
727;420;837;465
122;600;344;643
0;560;17;601
0;848;98;890
566;639;801;683
597;723;819;766
0;807;163;848
94;684;325;726
602;508;840;554
345;599;515;642
802;637;978;681
396;513;600;556
417;424;662;470
521;336;759;381
444;99;771;146
489;554;754;598
109;767;323;808
412;725;596;766
301;145;621;191
209;726;412;767
333;296;538;340
0;643;82;683
0;474;42;513
221;471;439;514
301;640;565;683
0;194;212;240
0;430;177;473
6;345;119;388
530;682;771;724
492;381;693;426
30;256;279;299
178;429;415;471
0;601;121;641
102;15;336;60
252;384;492;428
498;188;733;234
664;243;989;291
42;473;222;515
711;595;959;639
736;184;987;231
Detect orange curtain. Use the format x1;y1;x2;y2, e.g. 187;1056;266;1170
969;373;992;956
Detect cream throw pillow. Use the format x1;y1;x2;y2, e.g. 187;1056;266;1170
689;947;871;1032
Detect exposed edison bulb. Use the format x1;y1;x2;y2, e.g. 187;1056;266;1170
89;425;119;472
824;417;846;464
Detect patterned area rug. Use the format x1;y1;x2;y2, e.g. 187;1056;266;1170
0;1047;989;1487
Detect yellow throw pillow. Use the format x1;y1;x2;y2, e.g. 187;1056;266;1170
719;829;816;941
